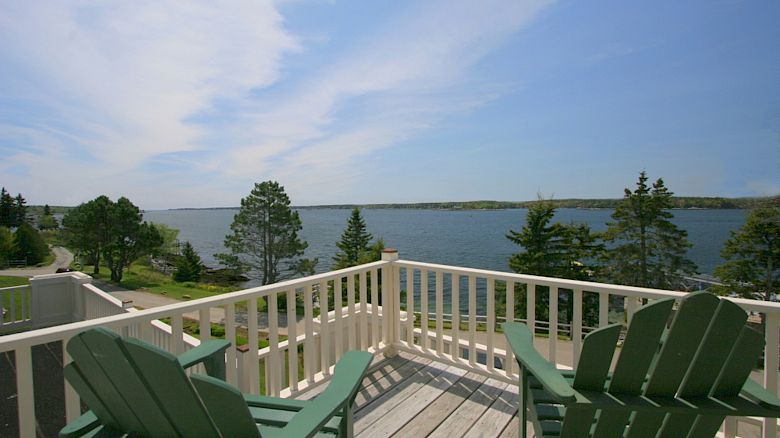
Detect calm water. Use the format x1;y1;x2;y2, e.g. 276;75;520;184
143;208;746;279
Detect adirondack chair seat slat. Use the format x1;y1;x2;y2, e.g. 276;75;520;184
504;291;780;438
60;327;372;438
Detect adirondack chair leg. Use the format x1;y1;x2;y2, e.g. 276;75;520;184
339;405;353;437
521;366;528;438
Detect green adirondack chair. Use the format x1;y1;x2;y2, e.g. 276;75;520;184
59;327;373;437
503;291;780;437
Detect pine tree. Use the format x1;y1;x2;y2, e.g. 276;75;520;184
333;208;374;269
602;171;697;289
13;193;27;227
216;181;316;285
714;204;780;301
174;241;203;282
0;226;16;267
0;188;14;227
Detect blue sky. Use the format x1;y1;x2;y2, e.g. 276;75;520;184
1;0;778;209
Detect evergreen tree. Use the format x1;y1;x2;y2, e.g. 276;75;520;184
43;204;51;216
13;223;48;265
0;226;16;267
13;193;27;226
714;204;780;301
216;181;317;285
602;171;697;289
0;188;14;227
174;241;203;282
333;208;374;269
507;199;601;279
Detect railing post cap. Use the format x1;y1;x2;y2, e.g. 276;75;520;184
381;248;399;261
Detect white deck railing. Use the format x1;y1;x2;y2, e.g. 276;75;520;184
0;285;31;332
1;252;778;437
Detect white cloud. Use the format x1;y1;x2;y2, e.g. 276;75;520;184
0;0;553;208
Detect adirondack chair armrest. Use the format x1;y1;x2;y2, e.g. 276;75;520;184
244;393;309;411
502;322;576;404
177;339;231;380
742;379;780;410
58;410;101;438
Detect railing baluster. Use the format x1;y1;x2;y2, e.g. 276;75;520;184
63;338;80;422
549;286;558;365
452;274;460;361
359;271;368;350
626;296;638;324
199;308;210;342
268;293;279;395
406;268;414;347
394;263;401;349
371;269;379;350
226;302;237;386
527;282;536;336
764;312;779;438
573;288;583;365
468;275;476;366
171;314;184;355
420;270;429;351
287;289;298;393
347;274;356;350
10;290;16;322
16;345;35;438
487;277;495;371
436;270;444;355
304;284;315;384
21;288;27;321
505;280;515;376
599;291;609;327
248;297;259;394
334;278;344;362
319;280;331;375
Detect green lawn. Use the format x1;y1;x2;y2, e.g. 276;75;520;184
0;276;30;325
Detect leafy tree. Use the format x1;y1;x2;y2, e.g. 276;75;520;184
333;208;379;269
102;197;163;282
217;181;317;286
0;188;13;227
63;196;112;274
602;171;697;289
714;205;780;301
38;214;59;230
151;223;180;257
0;226;16;267
13;223;48;265
174;241;203;282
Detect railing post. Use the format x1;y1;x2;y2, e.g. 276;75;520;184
381;248;399;357
764;312;779;438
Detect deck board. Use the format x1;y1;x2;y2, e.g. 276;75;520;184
295;351;521;437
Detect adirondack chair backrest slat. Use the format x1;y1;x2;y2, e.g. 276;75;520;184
678;299;748;398
122;337;223;437
62;364;121;431
643;292;720;397
657;300;749;437
66;329;159;436
560;325;621;437
191;374;261;438
592;299;675;437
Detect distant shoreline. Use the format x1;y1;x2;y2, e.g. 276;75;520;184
158;196;768;212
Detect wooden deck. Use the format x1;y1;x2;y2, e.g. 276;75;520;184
297;351;526;437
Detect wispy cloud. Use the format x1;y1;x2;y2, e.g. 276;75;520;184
1;0;552;208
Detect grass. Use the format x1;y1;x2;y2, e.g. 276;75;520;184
80;260;268;309
0;276;30;326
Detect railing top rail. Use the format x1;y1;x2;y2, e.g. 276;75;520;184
396;259;780;313
0;285;29;292
0;260;389;351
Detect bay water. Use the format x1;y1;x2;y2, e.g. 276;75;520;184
143;208;746;280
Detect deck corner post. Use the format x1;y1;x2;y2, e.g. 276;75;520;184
381;249;400;357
